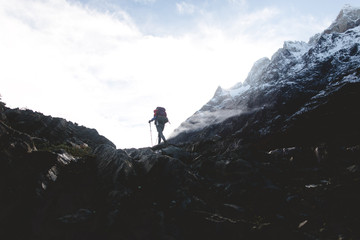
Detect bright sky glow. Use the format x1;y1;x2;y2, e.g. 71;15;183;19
1;0;358;148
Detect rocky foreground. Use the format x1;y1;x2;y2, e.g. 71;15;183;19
1;91;360;240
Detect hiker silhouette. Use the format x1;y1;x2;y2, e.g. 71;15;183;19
149;107;168;144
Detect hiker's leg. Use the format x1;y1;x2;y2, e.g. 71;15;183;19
158;132;161;144
156;124;166;144
159;131;166;143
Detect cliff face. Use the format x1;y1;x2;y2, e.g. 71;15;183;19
1;6;360;240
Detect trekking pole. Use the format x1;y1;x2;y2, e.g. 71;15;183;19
149;122;153;146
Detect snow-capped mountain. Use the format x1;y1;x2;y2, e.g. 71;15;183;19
171;5;360;145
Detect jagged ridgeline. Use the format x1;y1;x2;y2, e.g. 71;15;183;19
1;5;360;240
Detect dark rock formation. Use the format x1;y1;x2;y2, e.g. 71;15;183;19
2;107;115;150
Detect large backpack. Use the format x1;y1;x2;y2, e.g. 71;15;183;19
154;107;168;124
154;107;167;116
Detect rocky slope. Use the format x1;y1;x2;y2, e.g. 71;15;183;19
1;5;360;240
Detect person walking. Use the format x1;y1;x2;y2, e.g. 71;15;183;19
149;107;168;145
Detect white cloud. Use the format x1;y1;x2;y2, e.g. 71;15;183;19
224;7;281;34
228;0;247;7
176;2;196;15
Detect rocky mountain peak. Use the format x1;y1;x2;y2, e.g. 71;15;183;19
324;4;360;34
213;85;224;97
243;57;270;86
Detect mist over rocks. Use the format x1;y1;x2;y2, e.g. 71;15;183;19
1;5;360;240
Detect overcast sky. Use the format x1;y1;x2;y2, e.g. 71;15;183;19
1;0;359;148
